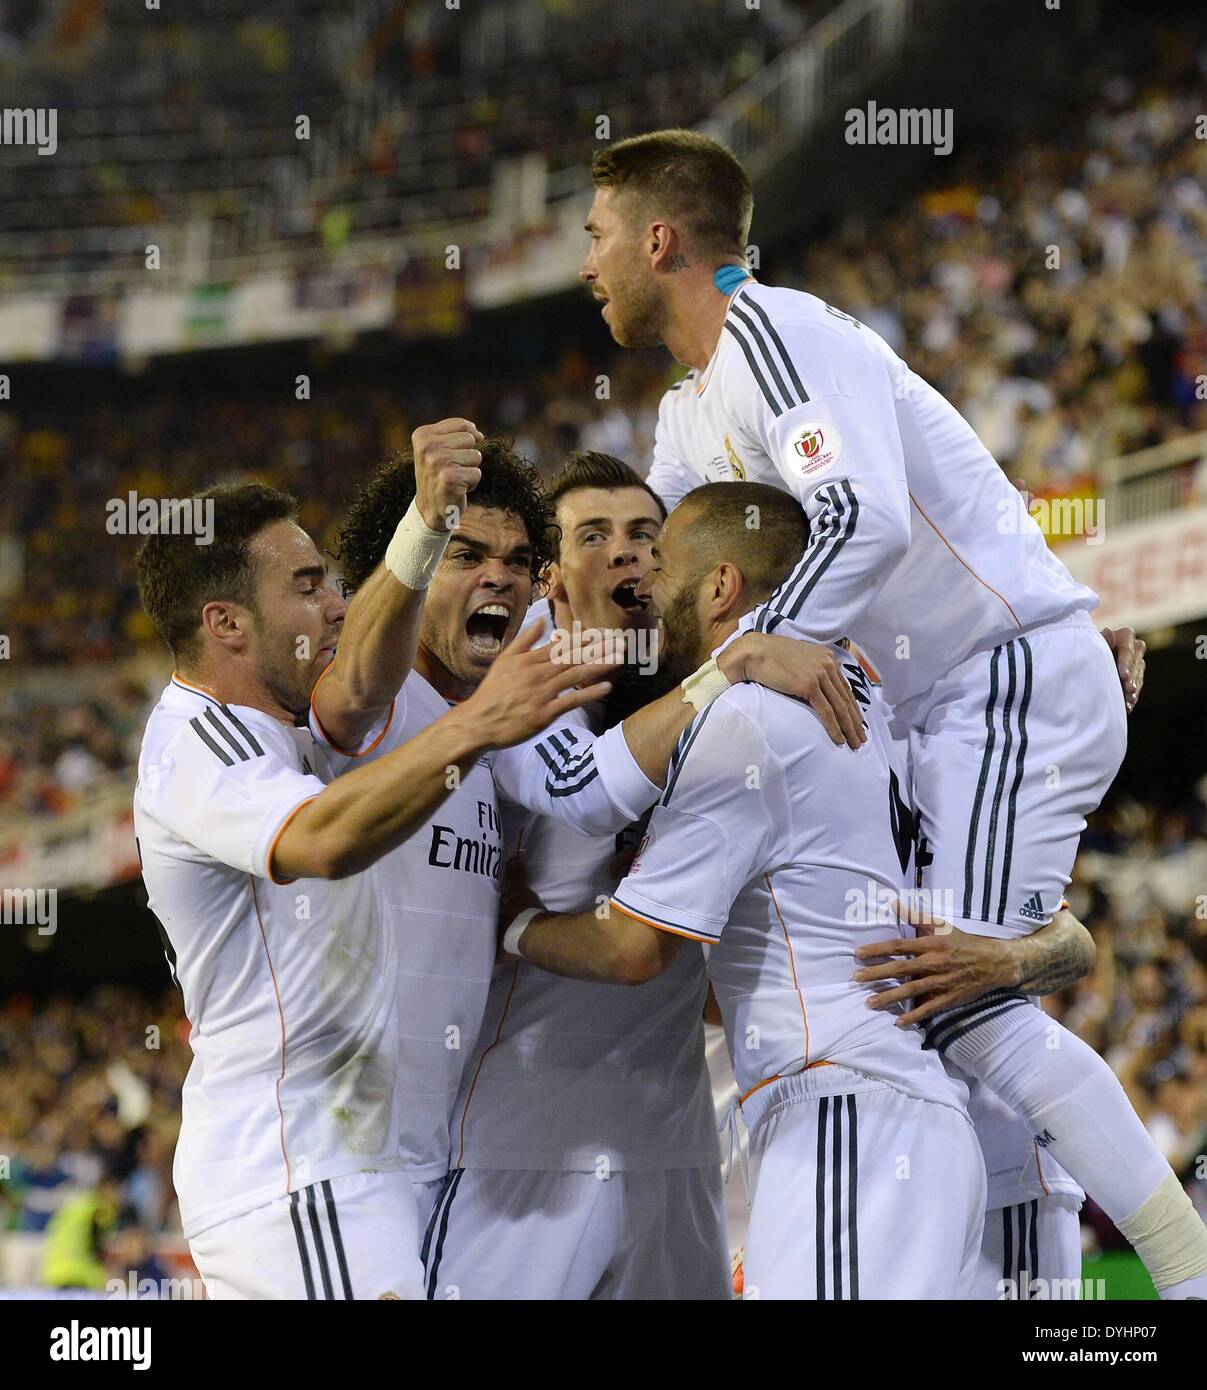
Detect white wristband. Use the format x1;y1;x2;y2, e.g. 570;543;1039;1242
680;656;732;713
503;907;541;958
384;500;451;591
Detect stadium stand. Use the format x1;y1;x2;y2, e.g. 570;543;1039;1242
1;0;1205;1301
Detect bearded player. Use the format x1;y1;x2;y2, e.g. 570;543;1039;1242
578;128;1206;1299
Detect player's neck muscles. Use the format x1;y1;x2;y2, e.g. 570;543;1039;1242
670;264;750;373
413;644;472;704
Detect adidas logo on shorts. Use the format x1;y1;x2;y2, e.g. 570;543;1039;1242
1018;892;1046;922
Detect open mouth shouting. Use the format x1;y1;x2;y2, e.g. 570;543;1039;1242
611;577;648;614
465;601;511;658
609;577;653;630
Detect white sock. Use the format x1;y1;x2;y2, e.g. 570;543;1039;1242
935;997;1207;1288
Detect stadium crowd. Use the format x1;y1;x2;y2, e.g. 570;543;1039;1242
1;784;1204;1279
0;0;811;282
5;29;1206;685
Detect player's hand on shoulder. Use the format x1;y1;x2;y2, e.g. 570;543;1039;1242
412;417;484;532
458;623;616;749
720;632;865;750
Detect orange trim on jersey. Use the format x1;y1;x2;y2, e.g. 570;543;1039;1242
908;492;1023;630
608;899;716;944
455;960;521;1167
738;1061;832;1107
309;658;396;758
251;878;292;1195
171;670;222;702
266;796;320;886
766;872;811;1069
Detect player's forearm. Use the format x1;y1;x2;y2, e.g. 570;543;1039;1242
313;565;426;751
617;642;752;785
274;708;486;880
1006;908;1096;995
617;687;696;786
518;905;669;986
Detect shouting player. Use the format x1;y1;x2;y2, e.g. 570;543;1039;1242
432;453;730;1301
310;428;863;1262
578;129;1207;1299
503;483;992;1298
132;480;609;1299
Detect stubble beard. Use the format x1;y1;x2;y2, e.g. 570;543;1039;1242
610;269;669;349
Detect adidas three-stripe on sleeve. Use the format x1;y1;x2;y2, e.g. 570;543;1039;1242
143;694;324;882
715;290;911;644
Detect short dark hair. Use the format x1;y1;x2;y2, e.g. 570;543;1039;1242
334;438;554;592
136;482;298;660
591;129;753;257
676;483;809;608
545;451;666;557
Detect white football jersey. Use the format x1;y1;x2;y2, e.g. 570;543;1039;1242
135;677;403;1240
312;668;505;1183
649;280;1097;707
451;705;720;1174
309;666;662;1181
609;652;969;1116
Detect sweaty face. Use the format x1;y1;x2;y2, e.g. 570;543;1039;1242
550;486;662;634
419;505;534;688
635;506;707;682
581;188;670;349
248;520;346;719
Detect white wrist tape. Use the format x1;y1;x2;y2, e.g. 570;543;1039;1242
503;907;541;958
681;656;732;713
384;500;451;591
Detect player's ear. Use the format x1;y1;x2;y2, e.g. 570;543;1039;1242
649;218;676;268
711;562;743;619
200;599;249;650
543;559;568;604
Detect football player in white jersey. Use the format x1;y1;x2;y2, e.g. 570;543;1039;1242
432;453;730;1301
577;129;1207;1298
132;477;614;1300
504;483;992;1298
310;438;865;1271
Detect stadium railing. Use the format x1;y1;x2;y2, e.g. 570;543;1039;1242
1098;432;1207;529
701;0;913;177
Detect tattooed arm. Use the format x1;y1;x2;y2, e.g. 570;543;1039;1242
852;905;1096;1027
1011;910;1097;994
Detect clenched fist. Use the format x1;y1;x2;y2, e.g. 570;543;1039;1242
413;418;484;532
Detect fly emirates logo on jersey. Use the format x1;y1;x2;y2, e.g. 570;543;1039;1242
427;796;504;882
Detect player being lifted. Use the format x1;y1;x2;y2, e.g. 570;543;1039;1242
579;129;1207;1299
